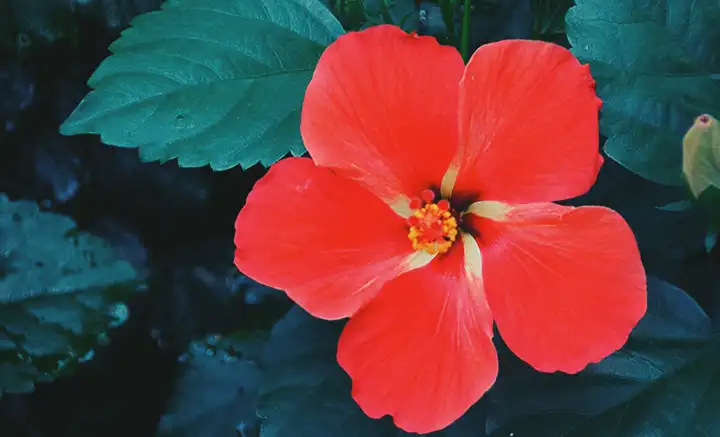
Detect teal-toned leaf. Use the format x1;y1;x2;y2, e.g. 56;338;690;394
257;306;485;437
60;0;344;171
566;0;720;185
157;332;268;437
0;194;142;398
487;277;715;437
656;199;694;212
705;231;717;253
696;185;720;233
257;307;393;437
559;343;720;437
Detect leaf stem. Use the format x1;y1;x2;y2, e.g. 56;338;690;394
460;0;472;62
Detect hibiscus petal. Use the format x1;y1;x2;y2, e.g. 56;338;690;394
442;40;603;203
465;202;647;373
234;157;434;320
337;238;497;433
301;25;464;214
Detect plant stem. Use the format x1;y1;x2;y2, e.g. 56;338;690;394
460;0;472;62
379;0;394;25
439;0;458;47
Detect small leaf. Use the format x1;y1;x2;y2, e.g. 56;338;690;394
683;114;720;199
656;199;694;212
157;333;266;437
487;276;714;437
0;194;141;398
705;231;717;253
60;0;344;171
566;0;720;185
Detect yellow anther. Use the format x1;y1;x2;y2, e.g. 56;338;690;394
406;199;459;255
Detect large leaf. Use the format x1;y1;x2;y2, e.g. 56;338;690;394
565;0;720;185
157;332;267;437
487;276;715;437
257;307;392;437
257;306;486;437
0;195;141;397
560;345;720;437
60;0;344;171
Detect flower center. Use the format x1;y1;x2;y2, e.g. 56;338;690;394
407;189;458;254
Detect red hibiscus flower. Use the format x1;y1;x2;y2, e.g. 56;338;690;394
234;25;647;434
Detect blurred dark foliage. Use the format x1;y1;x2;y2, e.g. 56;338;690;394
0;1;290;436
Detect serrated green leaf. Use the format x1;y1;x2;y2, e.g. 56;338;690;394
0;194;141;398
60;0;344;171
566;0;720;185
487;277;715;437
157;334;266;437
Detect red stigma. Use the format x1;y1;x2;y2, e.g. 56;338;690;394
420;189;435;203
